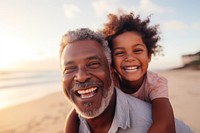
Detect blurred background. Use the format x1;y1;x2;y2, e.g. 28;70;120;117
0;0;200;133
0;0;200;71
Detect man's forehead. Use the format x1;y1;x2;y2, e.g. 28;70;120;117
64;40;103;53
62;40;105;62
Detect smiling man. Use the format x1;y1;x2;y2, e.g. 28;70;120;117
60;28;116;132
61;33;114;120
60;28;193;133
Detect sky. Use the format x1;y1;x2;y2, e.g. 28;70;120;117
0;0;200;71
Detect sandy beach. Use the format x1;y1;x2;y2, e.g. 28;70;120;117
0;69;199;133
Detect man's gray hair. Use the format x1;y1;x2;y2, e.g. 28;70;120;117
60;28;111;64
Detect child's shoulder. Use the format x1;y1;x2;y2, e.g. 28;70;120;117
146;71;169;100
146;71;168;87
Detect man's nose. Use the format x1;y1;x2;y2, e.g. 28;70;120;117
74;67;90;83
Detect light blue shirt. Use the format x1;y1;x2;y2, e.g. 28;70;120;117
78;88;193;133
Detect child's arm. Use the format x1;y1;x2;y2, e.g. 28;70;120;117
147;98;176;133
64;109;79;133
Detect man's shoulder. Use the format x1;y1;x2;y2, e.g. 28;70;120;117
175;119;194;133
115;88;152;114
116;89;194;133
111;88;153;132
116;88;150;104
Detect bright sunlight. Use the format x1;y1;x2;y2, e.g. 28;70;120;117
0;31;39;70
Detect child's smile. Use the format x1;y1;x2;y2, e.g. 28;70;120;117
112;31;150;85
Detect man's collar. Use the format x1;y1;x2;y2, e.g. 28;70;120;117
108;88;131;132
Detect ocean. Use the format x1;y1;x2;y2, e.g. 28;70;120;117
0;70;62;110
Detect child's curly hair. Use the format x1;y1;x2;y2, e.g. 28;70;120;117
101;11;162;57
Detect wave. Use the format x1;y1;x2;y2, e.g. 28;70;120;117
0;70;62;110
0;70;61;89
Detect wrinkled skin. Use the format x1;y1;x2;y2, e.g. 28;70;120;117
61;40;114;119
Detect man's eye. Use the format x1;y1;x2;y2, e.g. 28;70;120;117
88;62;100;69
63;66;76;74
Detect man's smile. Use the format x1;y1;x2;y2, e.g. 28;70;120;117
75;87;98;99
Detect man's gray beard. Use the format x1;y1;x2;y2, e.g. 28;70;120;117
69;79;114;119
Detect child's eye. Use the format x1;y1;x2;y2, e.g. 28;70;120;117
114;51;125;56
134;49;144;53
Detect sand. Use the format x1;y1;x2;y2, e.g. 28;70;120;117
0;69;199;133
159;69;200;133
0;92;71;133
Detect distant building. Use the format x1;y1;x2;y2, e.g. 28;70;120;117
182;51;200;69
182;51;200;65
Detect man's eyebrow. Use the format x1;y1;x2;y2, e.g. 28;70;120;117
63;56;100;66
86;56;100;61
63;61;74;66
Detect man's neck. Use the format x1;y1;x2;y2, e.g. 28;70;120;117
87;89;116;133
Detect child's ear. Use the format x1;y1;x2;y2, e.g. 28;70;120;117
148;55;151;62
110;66;115;77
110;67;118;80
111;68;121;88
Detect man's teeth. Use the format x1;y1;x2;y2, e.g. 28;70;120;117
77;87;97;99
77;87;97;94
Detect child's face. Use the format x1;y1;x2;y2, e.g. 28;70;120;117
112;31;151;83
